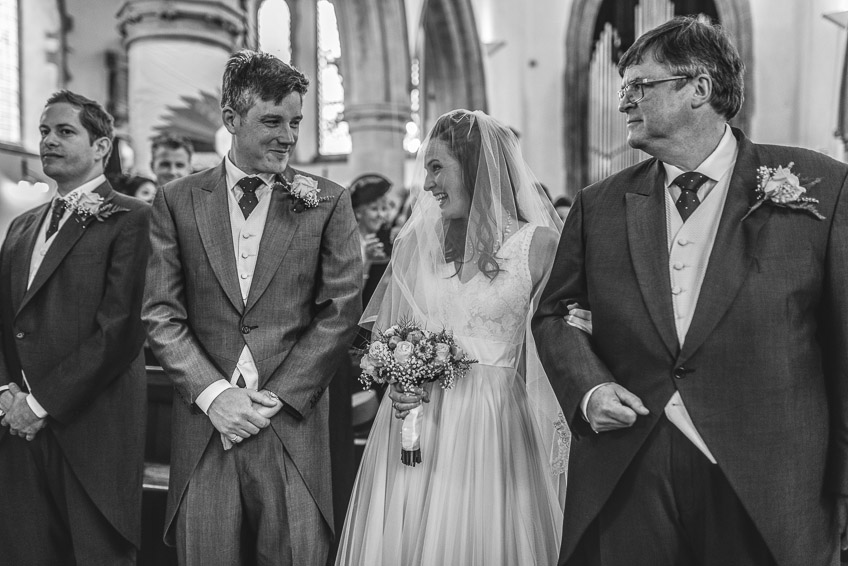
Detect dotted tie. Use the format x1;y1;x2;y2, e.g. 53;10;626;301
237;177;264;219
674;172;710;222
45;199;66;240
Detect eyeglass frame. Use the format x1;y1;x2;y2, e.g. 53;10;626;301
618;75;690;104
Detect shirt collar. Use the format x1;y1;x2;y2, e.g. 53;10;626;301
58;174;106;202
662;124;737;188
224;154;277;192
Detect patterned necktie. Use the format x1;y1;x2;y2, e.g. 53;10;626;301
45;199;66;240
673;172;710;222
237;177;264;219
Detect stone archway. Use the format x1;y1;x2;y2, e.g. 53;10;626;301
563;0;754;192
419;0;487;132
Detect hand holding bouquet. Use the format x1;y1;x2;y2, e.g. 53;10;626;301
359;319;476;466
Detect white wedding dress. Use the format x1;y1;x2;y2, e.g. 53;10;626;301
335;224;566;566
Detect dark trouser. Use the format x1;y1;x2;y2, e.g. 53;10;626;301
567;416;776;566
175;426;330;566
0;429;136;566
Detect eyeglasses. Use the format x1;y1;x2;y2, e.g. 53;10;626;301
618;76;689;104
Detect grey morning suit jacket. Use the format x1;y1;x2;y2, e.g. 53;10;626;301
143;162;362;546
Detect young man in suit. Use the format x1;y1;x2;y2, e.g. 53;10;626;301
143;50;362;566
534;17;848;566
0;90;150;564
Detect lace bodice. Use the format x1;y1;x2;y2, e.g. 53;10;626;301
431;224;538;347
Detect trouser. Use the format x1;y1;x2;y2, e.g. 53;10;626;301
175;426;331;566
0;429;136;566
566;416;776;566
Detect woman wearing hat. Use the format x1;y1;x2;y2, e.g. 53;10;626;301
350;174;393;306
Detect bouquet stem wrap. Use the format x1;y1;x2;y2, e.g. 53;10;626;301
400;405;424;466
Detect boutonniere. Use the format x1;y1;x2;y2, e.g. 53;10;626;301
272;174;332;213
60;192;130;225
742;162;825;221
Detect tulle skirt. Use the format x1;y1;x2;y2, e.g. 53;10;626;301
335;364;563;566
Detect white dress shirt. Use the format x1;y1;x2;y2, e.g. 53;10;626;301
9;175;107;418
193;156;275;414
582;125;738;464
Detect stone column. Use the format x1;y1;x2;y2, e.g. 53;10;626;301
117;0;244;176
333;0;410;187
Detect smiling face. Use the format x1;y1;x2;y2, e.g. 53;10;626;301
224;91;302;175
39;102;110;195
423;139;471;221
151;146;191;186
619;54;692;157
355;196;388;234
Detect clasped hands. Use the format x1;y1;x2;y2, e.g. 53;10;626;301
208;387;283;450
388;384;429;420
0;383;46;441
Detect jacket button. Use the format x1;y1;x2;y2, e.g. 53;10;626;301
14;332;24;340
674;366;688;379
241;325;251;334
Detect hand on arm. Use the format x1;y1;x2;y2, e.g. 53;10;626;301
584;382;649;433
1;383;46;441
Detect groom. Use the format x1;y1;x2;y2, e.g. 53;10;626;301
143;50;362;565
534;17;848;566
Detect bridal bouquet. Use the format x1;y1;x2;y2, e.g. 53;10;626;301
359;318;476;466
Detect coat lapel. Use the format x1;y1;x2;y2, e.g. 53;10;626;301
9;206;48;311
626;160;679;357
678;131;771;363
17;182;110;316
245;167;298;313
194;163;245;313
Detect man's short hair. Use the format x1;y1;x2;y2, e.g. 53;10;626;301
221;50;309;116
45;90;114;143
151;132;194;159
618;16;745;120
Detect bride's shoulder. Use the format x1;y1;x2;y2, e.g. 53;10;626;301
527;225;559;287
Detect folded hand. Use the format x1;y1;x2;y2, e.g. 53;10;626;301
1;383;47;441
219;389;283;450
209;387;277;445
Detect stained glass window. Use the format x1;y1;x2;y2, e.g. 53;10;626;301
317;0;351;155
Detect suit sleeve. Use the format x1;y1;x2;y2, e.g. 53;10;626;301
531;189;616;436
824;170;848;496
263;187;363;419
34;206;151;423
142;188;230;405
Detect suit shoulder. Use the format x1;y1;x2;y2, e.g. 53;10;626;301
754;143;848;175
579;158;659;200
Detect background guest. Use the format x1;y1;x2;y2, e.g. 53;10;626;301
150;133;193;188
350;173;392;306
553;195;573;221
115;174;158;204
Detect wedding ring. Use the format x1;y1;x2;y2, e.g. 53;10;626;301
231;435;241;443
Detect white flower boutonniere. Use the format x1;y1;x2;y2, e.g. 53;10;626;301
60;192;130;225
273;174;333;212
742;162;825;221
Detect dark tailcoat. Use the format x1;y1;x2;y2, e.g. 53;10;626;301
533;130;848;566
0;182;150;548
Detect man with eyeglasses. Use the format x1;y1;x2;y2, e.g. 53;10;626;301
535;15;848;566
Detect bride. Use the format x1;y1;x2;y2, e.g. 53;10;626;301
335;109;569;566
